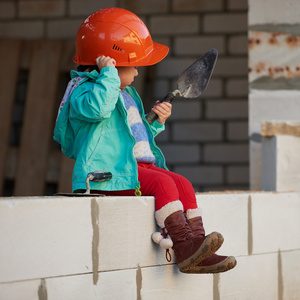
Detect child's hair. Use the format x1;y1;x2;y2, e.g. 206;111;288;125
77;65;99;73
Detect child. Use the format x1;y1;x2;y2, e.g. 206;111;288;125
54;7;236;274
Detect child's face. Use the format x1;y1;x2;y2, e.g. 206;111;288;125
117;67;138;89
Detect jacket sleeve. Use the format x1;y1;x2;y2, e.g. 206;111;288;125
70;67;121;122
148;119;165;137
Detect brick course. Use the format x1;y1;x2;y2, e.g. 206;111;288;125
174;36;225;56
172;0;223;12
227;0;248;11
228;34;248;54
170;100;202;120
173;122;223;142
0;2;15;19
46;19;83;39
0;21;44;38
226;78;248;97
214;57;248;76
206;100;248;120
69;0;117;17
227;121;248;141
175;165;223;185
120;0;168;14
204;143;249;163
204;13;248;33
159;144;201;164
150;15;199;35
19;1;65;18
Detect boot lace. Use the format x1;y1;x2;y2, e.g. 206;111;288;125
162;228;172;262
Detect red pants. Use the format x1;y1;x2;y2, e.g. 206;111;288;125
97;163;198;211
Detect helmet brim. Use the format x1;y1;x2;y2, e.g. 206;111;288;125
116;42;169;67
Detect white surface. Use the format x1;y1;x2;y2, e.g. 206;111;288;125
249;0;300;25
196;193;249;256
1;193;300;299
251;192;300;253
262;135;300;191
249;90;300;190
219;253;278;300
0;197;93;283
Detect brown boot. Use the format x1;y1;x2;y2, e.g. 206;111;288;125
183;208;237;274
154;201;224;273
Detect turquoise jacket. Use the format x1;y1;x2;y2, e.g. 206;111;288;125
54;67;167;192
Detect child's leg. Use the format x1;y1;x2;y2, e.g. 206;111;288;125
143;164;198;211
137;163;223;272
136;164;180;210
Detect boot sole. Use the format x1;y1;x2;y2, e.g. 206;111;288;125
178;231;224;272
182;256;237;274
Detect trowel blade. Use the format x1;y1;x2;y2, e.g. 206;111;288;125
177;48;218;98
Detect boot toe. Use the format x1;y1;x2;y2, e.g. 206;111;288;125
178;231;225;272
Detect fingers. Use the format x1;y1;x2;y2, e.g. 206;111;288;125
96;56;116;70
152;102;172;124
153;102;172;114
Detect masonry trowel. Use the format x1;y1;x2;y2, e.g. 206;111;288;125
146;48;218;124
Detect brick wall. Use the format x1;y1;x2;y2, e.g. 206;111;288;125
0;0;249;193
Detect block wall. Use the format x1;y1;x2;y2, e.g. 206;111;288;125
0;0;249;193
1;192;300;299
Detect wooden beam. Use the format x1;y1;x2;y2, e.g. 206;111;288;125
14;41;62;196
0;40;21;194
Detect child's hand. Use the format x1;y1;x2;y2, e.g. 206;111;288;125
96;56;116;70
152;101;172;124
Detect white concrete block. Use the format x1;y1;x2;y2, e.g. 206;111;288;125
46;269;137;300
262;135;300;191
261;137;277;191
0;197;93;283
249;90;300;136
96;196;172;272
250;192;300;254
0;279;40;300
196;193;249;256
250;140;262;190
140;264;213;300
249;89;300;190
219;253;278;299
249;0;300;25
281;250;300;300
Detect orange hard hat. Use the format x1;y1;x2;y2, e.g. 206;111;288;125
73;7;169;67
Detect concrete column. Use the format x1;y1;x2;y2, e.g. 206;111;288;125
261;121;300;191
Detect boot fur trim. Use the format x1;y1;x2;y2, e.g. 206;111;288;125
155;200;183;228
186;208;202;220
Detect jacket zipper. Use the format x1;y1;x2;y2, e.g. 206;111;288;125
119;92;141;190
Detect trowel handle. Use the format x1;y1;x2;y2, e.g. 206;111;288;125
85;171;112;194
146;92;175;124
